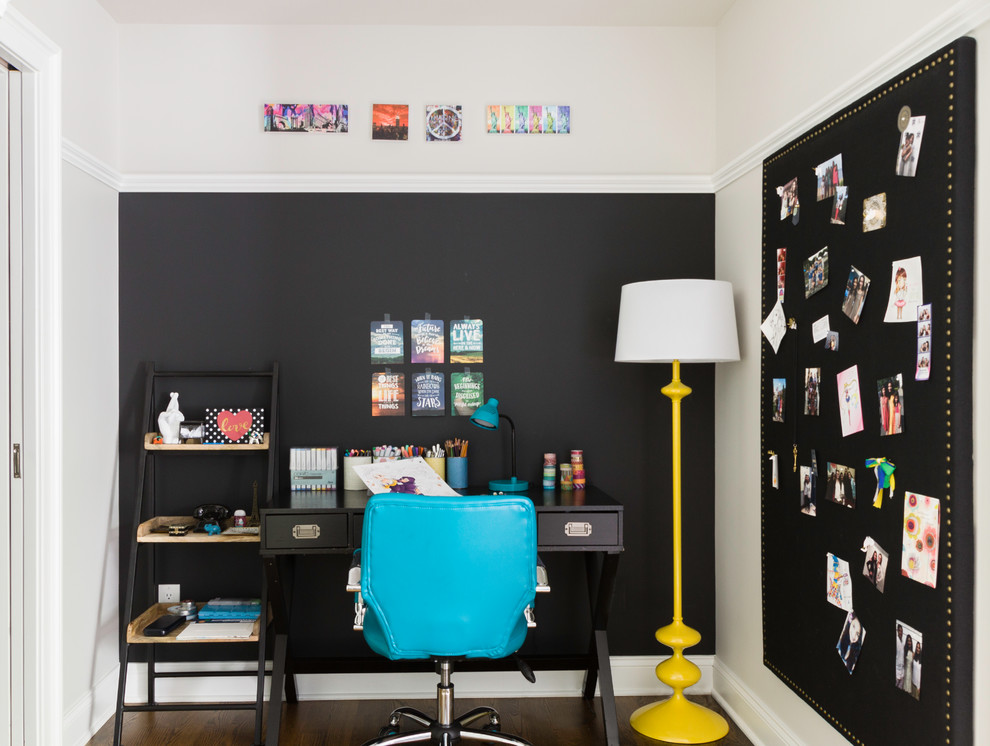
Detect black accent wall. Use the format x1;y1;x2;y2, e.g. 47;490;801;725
119;192;718;660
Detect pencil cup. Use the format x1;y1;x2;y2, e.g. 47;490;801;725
424;456;446;481
446;457;468;489
343;456;372;490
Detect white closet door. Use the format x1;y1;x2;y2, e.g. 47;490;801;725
1;61;24;746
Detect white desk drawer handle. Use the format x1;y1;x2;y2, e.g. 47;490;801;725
292;524;321;539
564;521;592;537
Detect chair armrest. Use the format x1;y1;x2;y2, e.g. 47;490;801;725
346;549;362;592
346;550;366;630
536;556;550;593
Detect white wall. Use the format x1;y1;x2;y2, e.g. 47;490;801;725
714;0;962;170
117;24;715;176
11;0;118;167
713;2;989;744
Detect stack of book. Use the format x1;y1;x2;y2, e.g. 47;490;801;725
197;598;261;621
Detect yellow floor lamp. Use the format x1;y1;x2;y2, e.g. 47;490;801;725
614;279;740;744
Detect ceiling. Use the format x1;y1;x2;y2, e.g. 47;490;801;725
94;0;736;27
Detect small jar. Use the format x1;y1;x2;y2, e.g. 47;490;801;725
233;510;247;527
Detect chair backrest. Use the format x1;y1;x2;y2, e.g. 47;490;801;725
360;494;537;661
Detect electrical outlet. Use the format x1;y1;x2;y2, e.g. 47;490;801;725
158;584;181;604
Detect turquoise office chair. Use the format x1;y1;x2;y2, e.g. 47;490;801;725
347;494;547;745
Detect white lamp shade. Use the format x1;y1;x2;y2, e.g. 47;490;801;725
614;279;740;363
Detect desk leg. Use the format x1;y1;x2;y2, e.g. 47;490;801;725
263;557;290;746
266;632;288;746
582;552;620;746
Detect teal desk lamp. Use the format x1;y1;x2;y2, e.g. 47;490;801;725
470;398;529;492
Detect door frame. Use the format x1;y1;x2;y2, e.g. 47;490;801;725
0;7;63;745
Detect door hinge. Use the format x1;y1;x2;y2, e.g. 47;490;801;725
12;443;21;478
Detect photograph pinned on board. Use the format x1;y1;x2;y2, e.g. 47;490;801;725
895;115;926;177
264;104;348;133
916;303;932;381
804;367;821;416
884;256;924;323
776;177;800;223
826;462;856;509
771;378;786;423
825;552;852;610
776;248;787;301
372;104;409;141
841;266;871;324
830;185;849;225
862;193;887;232
894;621;923;700
815;154;844;201
803;246;829;299
799;465;817;516
902;491;940;589
426;105;463;142
861;536;889;592
877;373;905;436
836;611;865;674
825;331;839;351
836;365;864;437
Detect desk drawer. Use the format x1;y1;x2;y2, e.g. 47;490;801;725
538;512;619;548
263;514;349;550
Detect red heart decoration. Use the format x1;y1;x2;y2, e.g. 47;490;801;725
217;409;253;441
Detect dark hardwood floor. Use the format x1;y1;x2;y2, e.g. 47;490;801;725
88;695;752;745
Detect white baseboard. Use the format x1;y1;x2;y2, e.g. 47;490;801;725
712;658;804;746
63;665;119;746
122;654;715;704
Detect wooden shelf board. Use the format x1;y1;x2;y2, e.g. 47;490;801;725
126;602;263;644
144;432;269;451
136;516;260;543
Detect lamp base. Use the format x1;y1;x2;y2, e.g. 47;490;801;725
630;692;729;744
488;477;530;492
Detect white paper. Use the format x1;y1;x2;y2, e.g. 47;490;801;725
826;552;853;611
351;456;460;497
811;315;830;343
770;453;779;489
884;256;924;323
761;300;787;353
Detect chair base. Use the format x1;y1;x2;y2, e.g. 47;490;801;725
360;662;532;746
361;704;533;745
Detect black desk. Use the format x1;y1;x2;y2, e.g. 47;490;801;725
259;486;624;745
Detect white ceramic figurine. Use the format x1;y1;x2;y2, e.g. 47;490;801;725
158;392;183;445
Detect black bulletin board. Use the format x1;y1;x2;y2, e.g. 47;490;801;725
760;39;974;745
